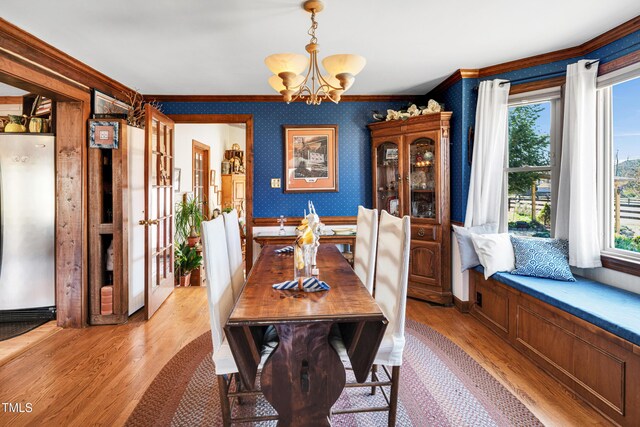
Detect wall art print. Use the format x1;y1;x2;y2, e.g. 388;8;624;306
283;124;338;193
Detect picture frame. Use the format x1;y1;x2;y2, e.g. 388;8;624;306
216;191;221;205
88;120;120;149
92;89;130;117
283;124;338;193
174;168;181;192
209;169;216;184
385;147;398;160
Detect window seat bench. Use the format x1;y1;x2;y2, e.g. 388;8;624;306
469;268;640;427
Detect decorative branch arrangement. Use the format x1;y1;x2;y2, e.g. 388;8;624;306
119;90;163;129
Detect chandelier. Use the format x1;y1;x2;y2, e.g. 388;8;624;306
265;0;366;105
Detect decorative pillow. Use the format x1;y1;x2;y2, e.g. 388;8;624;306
470;233;515;279
452;223;499;272
510;236;575;282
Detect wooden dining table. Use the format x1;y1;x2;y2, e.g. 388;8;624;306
224;244;388;427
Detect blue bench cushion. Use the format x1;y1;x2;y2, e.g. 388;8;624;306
473;266;640;347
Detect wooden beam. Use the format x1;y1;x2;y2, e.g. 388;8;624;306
55;101;89;327
0;18;132;98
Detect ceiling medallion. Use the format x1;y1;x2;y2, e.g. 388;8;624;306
265;0;366;105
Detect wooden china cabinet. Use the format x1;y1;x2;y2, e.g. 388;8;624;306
368;112;452;305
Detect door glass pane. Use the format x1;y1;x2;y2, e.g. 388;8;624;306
151;121;158;182
159;124;166;154
409;138;436;219
376;142;400;217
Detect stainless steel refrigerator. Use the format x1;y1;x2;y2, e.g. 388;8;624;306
0;135;55;311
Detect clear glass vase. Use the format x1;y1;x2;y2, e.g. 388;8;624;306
294;244;313;281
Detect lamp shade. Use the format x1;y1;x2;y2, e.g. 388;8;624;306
321;74;346;89
265;53;308;76
269;74;304;93
322;54;366;77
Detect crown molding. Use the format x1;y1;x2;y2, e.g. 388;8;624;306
145;94;418;103
428;14;640;97
0;18;132;98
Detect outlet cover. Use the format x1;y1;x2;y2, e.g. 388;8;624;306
271;178;281;188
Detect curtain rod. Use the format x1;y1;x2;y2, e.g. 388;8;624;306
472;40;640;89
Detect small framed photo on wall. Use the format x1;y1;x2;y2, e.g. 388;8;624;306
89;120;120;149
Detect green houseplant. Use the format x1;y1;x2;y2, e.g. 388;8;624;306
174;242;203;286
175;196;204;246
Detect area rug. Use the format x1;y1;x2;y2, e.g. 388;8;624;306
126;319;542;426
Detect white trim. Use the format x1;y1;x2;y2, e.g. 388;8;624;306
596;78;640;262
597;61;640;88
505;95;562;235
508;87;561;104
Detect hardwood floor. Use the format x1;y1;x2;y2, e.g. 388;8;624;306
0;288;611;426
0;321;60;367
406;299;613;426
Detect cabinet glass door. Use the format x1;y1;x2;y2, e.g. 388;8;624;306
409;137;437;219
376;141;401;217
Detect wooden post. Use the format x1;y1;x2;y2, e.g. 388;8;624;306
531;182;537;222
615;182;621;235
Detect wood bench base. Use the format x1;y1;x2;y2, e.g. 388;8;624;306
469;270;640;427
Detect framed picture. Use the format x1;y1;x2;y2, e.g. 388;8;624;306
209;169;216;184
174;168;181;192
92;89;130;117
216;191;221;205
385;148;398;160
89;120;119;149
283;125;338;193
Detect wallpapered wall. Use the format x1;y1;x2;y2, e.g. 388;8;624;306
160;101;409;218
433;29;640;223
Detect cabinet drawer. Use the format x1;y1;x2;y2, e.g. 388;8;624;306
411;225;438;241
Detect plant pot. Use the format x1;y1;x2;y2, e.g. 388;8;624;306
187;235;200;247
178;273;192;287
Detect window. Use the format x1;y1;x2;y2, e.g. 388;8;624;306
506;90;562;237
598;66;640;260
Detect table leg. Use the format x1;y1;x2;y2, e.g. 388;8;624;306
261;322;345;427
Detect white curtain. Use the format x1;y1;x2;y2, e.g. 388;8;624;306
465;79;511;229
555;60;602;268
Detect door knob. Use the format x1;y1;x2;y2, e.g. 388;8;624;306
138;219;160;226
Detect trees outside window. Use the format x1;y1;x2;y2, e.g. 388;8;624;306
506;101;555;237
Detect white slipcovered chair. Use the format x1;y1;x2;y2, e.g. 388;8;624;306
353;206;379;294
222;209;244;300
201;217;277;426
331;210;411;427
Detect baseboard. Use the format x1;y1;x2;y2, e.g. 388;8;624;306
0;306;56;323
453;296;470;313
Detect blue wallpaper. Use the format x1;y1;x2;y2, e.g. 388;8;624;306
435;29;640;224
160;101;409;218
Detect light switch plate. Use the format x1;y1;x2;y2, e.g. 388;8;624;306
271;178;281;188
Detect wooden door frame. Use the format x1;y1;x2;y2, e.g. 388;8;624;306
191;139;210;217
169;115;254;270
0;53;91;328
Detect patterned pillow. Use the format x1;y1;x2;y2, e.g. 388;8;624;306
510;236;575;282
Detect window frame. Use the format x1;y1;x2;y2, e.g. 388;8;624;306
596;62;640;271
505;87;562;236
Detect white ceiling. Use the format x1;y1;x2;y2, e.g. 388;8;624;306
4;1;640;95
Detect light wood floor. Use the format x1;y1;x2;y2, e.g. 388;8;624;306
0;321;61;367
0;288;611;426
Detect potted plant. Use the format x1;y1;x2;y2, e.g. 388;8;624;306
175;196;204;247
174;242;203;286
